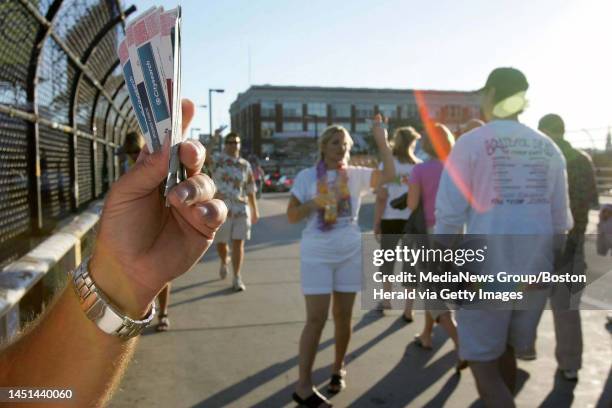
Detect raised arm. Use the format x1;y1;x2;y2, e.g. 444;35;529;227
0;100;227;407
370;114;395;188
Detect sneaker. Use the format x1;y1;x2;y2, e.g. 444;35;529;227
560;369;578;382
233;276;246;292
219;260;229;280
516;348;537;361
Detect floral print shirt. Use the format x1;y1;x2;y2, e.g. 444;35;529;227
211;152;255;218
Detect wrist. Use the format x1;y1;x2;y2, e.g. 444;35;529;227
89;254;157;319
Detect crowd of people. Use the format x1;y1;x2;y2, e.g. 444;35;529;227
285;67;603;407
0;68;608;408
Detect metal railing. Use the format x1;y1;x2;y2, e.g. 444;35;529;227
0;0;136;340
0;0;137;268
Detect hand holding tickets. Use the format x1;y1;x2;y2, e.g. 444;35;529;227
117;6;183;199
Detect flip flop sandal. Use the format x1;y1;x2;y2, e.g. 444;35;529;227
156;314;170;332
327;373;346;394
414;335;433;350
292;391;332;407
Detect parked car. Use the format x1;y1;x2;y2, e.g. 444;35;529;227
262;168;296;193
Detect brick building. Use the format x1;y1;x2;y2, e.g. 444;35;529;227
229;85;482;161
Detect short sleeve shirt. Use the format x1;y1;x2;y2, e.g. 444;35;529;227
291;165;373;237
211;152;255;217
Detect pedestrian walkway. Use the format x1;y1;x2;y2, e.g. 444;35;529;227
111;194;612;408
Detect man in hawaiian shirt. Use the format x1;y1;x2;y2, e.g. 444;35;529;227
538;113;599;382
207;132;259;291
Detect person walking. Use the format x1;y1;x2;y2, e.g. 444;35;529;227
537;113;598;381
434;67;573;407
373;126;421;321
406;123;464;372
287;115;394;407
208;132;259;291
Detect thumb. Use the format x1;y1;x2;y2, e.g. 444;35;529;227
115;138;170;196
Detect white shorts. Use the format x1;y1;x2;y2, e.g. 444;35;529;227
300;251;362;295
455;289;548;362
215;215;251;243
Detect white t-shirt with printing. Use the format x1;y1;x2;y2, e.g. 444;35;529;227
291;165;373;260
379;158;416;220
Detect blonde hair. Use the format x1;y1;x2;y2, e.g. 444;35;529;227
391;126;421;164
421;123;455;160
318;125;354;161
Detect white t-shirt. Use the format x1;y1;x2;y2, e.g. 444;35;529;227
291;166;373;260
435;120;573;235
434;120;573;275
379;158;416;220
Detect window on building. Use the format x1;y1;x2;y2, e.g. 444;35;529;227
355;122;371;133
282;122;303;132
261;121;275;139
378;104;397;119
331;103;351;118
306;102;326;117
403;103;418;119
260;101;276;118
354;103;374;118
282;102;302;118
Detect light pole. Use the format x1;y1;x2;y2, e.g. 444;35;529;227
208;89;225;152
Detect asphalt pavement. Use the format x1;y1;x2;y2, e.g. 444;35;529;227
110;193;612;408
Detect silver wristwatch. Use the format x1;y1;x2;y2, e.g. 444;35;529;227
71;259;156;339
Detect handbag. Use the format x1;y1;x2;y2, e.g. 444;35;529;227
389;192;427;235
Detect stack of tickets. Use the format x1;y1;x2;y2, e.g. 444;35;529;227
117;6;183;199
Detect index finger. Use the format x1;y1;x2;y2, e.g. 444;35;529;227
179;139;206;177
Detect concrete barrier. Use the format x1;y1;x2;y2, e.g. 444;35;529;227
0;200;104;343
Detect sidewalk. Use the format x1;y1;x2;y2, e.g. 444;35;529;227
111;194;612;408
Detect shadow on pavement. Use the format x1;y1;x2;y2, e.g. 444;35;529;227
348;324;456;407
170;278;220;295
191;311;392;407
595;366;612;408
250;315;408;408
168;287;236;308
467;369;530;408
539;370;577;408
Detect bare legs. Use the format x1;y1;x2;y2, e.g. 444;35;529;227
416;311;459;350
297;294;330;398
296;291;356;403
217;240;245;278
231;239;244;278
469;346;516;408
332;292;356;375
156;284;171;331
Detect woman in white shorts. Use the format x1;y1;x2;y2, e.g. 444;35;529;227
287;115;394;407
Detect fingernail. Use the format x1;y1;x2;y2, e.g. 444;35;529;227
174;185;190;203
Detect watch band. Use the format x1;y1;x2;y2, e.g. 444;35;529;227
71;259;156;339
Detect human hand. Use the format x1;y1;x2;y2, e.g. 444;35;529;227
372;113;388;147
312;193;336;209
374;222;382;243
251;210;259;224
90;100;227;318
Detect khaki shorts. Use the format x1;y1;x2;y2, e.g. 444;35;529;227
215;215;251;243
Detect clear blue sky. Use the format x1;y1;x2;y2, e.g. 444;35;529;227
132;0;612;149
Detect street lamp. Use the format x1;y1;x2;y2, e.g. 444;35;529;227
208;89;225;152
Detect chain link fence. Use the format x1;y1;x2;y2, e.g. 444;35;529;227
0;0;137;268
